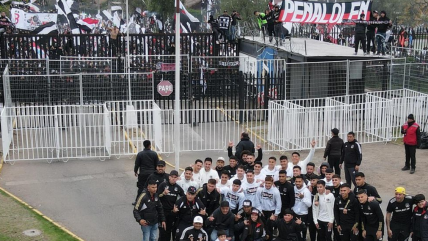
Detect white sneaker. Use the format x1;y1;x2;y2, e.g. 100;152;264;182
353;52;357;55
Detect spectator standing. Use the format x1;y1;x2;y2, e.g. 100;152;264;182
254;11;268;42
272;209;306;241
354;13;367;55
334;183;359;241
366;10;379;55
273;5;282;46
340;132;362;187
401;114;421;174
376;11;392;55
230;10;241;42
134;140;160;204
324;128;344;175
218;10;231;43
133;179;166;241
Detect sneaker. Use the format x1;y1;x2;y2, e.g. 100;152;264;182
410;168;415;174
401;166;410;171
376;52;380;55
353;52;357;55
364;53;367;56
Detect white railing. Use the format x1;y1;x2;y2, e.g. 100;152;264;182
1;89;427;163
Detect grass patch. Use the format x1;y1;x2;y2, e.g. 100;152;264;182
0;189;80;241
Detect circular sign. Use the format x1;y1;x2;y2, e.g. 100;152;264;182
157;80;173;97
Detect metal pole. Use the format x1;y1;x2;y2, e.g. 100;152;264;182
174;0;181;170
346;60;350;96
126;0;131;103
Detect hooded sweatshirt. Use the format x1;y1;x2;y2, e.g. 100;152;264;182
312;191;335;224
255;186;282;215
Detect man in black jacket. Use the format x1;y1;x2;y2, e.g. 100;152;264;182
272;209;305;241
134;179;166;241
196;179;221;216
157;170;185;241
366;10;379;55
275;170;296;213
340;132;362;188
375;10;392;55
334;184;359;241
144;161;169;189
206;201;235;241
357;190;384;241
411;194;428;241
323;128;344;176
354;13;367;55
173;186;207;241
229;132;255;162
134;140;160;203
353;172;382;204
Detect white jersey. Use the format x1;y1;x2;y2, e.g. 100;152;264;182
254;172;266;183
180;171;203;187
275;164;294;179
262;166;279;181
312;192;335;224
200;168;219;184
241;180;260;204
292;186;312;215
220;187;245;211
255;187;282;215
177;179;200;192
216;180;232;189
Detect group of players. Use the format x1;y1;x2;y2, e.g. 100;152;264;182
133;130;427;241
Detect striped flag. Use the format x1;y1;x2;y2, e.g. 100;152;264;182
56;0;80;34
30;22;58;35
174;1;200;33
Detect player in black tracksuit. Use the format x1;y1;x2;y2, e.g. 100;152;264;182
366;10;379;54
357;190;384;241
323;128;344;176
354;172;382;204
173;187;206;241
144;165;169;189
386;191;413;241
340;133;362;188
411;194;428;241
354;14;367;55
274;170;296;213
157;171;185;241
196;180;221;217
334;184;359;241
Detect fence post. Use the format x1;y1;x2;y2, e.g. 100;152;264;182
403;58;407;89
346;59;350;96
264;74;270;109
238;71;245;123
389;59;393;90
79;73;83;105
54;106;60;160
46;58;51;105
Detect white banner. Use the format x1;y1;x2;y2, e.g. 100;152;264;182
11;8;58;31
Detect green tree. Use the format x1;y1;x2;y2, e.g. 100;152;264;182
147;0;177;21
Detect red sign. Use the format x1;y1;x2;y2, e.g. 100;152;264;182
157;80;173;96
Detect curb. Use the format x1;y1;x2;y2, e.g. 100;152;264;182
0;186;85;241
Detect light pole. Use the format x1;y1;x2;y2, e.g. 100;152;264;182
174;0;181;170
126;0;131;103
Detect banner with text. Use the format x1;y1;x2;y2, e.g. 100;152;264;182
279;0;372;24
11;8;58;31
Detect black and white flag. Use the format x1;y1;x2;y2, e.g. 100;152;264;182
30;21;58;35
56;0;80;34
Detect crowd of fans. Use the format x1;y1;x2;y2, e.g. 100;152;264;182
133;125;425;241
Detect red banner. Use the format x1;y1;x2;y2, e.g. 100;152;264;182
279;0;372;24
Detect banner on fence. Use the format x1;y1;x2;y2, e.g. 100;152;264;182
279;0;371;24
11;8;58;30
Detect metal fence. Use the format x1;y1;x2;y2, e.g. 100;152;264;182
2;88;427;163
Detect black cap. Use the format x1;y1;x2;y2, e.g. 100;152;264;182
326;168;334;174
408;114;414;120
331;128;339;135
157;160;166;166
233;179;242;185
170;170;179;176
283;208;294;215
187;186;197;194
414;194;426;203
373;10;378;13
221;201;230;207
243;200;252;207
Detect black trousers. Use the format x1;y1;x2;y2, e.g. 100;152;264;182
344;166;357;188
317;220;332;241
366;31;376;53
354;34;367;53
388;223;410;241
159;212;176;241
404;144;417;169
296;214;309;241
339;226;358;241
328;156;341;176
267;23;275;42
308;209;317;241
135;173;151;201
263;210;275;241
